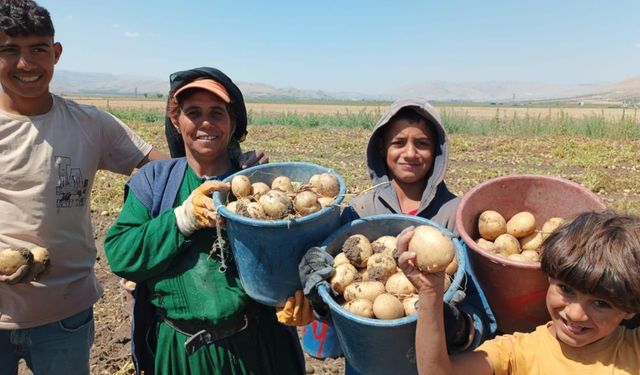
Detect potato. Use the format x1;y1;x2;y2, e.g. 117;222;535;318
293;190;322;216
123;280;137;290
342;234;373;268
330;263;358;294
541;217;565;239
343;281;386;302
250;182;270;200
507;253;532;263
271;175;293;192
343;298;374;318
366;254;397;283
226;201;239;213
333;252;350;267
476;238;496;252
230;175;252;198
373;293;405;320
478;210;507;241
258;189;293;219
520;231;543;251
520;250;541;262
385;272;417;296
317;173;340;198
317;196;334;208
27;246;50;281
402;295;419;316
444;255;458;276
408;225;455;273
506;211;536;238
309;174;321;189
236;201;266;219
0;248;32;276
494;233;521;256
371;235;397;259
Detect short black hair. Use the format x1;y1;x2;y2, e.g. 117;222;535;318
0;0;55;38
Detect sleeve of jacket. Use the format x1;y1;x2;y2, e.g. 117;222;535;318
455;248;498;349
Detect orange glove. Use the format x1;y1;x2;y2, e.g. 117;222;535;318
175;180;229;236
276;290;315;326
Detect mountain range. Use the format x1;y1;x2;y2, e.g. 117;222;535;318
50;70;640;103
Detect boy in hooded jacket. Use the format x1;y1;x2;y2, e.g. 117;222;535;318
300;99;497;366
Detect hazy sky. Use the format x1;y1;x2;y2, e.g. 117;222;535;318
40;0;640;93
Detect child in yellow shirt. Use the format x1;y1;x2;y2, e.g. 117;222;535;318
397;210;640;375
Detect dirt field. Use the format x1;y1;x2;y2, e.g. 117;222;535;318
17;120;640;374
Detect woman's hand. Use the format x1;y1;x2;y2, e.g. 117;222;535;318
174;181;230;236
396;226;447;297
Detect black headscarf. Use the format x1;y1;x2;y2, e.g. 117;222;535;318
164;67;248;158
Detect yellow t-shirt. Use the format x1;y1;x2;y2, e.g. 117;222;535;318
477;322;640;375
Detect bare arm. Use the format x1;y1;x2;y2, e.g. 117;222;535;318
396;228;494;375
136;148;170;168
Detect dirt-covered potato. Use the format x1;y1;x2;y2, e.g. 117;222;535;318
293;190;322;216
506;211;536;238
343;298;374;318
520;250;540;262
0;248;33;284
330;263;358;294
317;173;340;198
478;210;507;241
494;233;521;256
343;281;386;302
271;176;293;193
342;234;373;268
317;196;335;208
236;201;266;219
373;293;405;320
333;252;350;267
365;254;397;283
371;235;397;259
385;272;417;296
408;225;456;273
250;182;271;200
27;246;50;281
258;189;293;219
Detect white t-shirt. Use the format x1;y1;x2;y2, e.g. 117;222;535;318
0;94;152;329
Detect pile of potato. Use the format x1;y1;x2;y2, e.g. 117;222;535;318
329;228;458;320
225;173;340;220
475;210;565;262
0;246;50;284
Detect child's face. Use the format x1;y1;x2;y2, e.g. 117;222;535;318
546;278;635;348
382;118;436;185
0;33;61;110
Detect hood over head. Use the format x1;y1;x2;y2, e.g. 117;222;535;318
366;98;449;188
164;67;247;158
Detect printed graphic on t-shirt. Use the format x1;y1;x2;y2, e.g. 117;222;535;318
55;156;88;208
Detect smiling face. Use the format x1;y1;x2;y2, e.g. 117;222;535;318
0;33;61;115
546;278;635;348
382;117;436;185
172;89;233;176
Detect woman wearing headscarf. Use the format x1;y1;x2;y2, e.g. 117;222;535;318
104;67;305;375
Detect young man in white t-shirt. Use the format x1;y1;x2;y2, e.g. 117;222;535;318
0;1;166;374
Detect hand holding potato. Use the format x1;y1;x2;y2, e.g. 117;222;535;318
396;227;447;297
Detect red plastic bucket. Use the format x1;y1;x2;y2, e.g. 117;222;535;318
455;174;607;333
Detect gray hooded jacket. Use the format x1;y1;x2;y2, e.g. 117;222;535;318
345;99;459;232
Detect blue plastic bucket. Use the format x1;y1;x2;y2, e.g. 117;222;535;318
213;162;346;306
318;214;466;375
301;320;343;359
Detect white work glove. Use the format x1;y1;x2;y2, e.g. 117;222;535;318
174;180;230;236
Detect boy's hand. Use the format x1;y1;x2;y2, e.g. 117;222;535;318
396;226;446;296
239;150;269;169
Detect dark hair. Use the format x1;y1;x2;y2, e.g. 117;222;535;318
0;0;55;38
540;210;640;313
